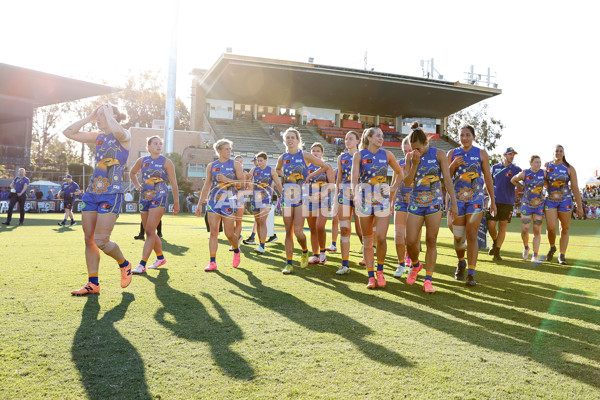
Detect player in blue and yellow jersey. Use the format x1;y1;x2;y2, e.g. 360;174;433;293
351;127;403;290
447;125;496;287
390;137;415;278
511;155;546;263
305;142;336;265
543;145;584;265
58;174;81;227
487;147;521;261
62;104;133;295
276;128;331;274
334;131;364;275
197;139;245;271
402;122;458;293
129;136;180;274
250;152;283;254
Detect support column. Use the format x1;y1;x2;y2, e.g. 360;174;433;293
395;116;403;134
375;115;380;126
253;104;258;120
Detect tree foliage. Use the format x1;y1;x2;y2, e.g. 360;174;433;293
92;70;190;130
30;69;191;179
447;103;504;152
165;152;193;196
31;104;82;178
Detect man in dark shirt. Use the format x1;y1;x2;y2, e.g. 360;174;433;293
2;168;30;226
487;148;522;260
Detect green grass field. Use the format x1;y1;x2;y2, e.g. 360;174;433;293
1;213;599;399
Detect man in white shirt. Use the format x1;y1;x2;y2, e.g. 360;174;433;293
124;190;134;202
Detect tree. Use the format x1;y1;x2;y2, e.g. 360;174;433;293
488;153;503;166
32;102;73;166
165;152;193;196
70;99;99;164
447;102;504;152
94;70;191;130
67;162;94;190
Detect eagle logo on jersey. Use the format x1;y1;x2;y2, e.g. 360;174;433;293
551;175;568;187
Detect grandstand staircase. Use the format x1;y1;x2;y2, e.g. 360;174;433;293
296;125;338;161
208;118;286;155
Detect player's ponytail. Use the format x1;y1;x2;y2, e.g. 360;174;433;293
407;121;428;146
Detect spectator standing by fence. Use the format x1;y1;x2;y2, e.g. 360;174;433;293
2;168;29;226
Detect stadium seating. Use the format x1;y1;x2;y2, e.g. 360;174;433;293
207;117;458;166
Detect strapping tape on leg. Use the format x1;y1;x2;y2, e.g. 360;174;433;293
452;225;467;250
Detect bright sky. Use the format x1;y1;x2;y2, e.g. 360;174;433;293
2;0;599;184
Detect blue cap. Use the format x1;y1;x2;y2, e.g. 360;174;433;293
504;147;517;155
64;174;72;179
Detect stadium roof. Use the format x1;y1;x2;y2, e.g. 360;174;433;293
193;54;501;118
0;63;120;122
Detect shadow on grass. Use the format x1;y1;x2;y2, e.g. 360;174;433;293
144;269;254;380
295;264;600;389
218;269;413;368
72;293;151;400
160;238;190;256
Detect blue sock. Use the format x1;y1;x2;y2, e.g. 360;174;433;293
210;255;216;263
233;248;240;254
260;241;265;249
398;262;405;268
458;259;467;268
551;246;556;251
368;269;375;278
62;219;67;224
89;276;99;285
249;232;255;239
342;259;349;267
376;263;384;272
524;245;529;249
140;259;147;267
157;254;165;260
287;258;293;266
331;241;337;247
425;275;433;282
118;259;129;268
70;218;74;222
467;268;475;277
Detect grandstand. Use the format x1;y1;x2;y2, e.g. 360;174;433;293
206;115;459;173
191;54;495;166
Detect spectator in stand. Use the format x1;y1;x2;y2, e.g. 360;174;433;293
0;188;7;200
35;189;44;200
185;192;195;213
487;147;521;261
28;189;36;200
46;189;55;200
2;168;30;226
